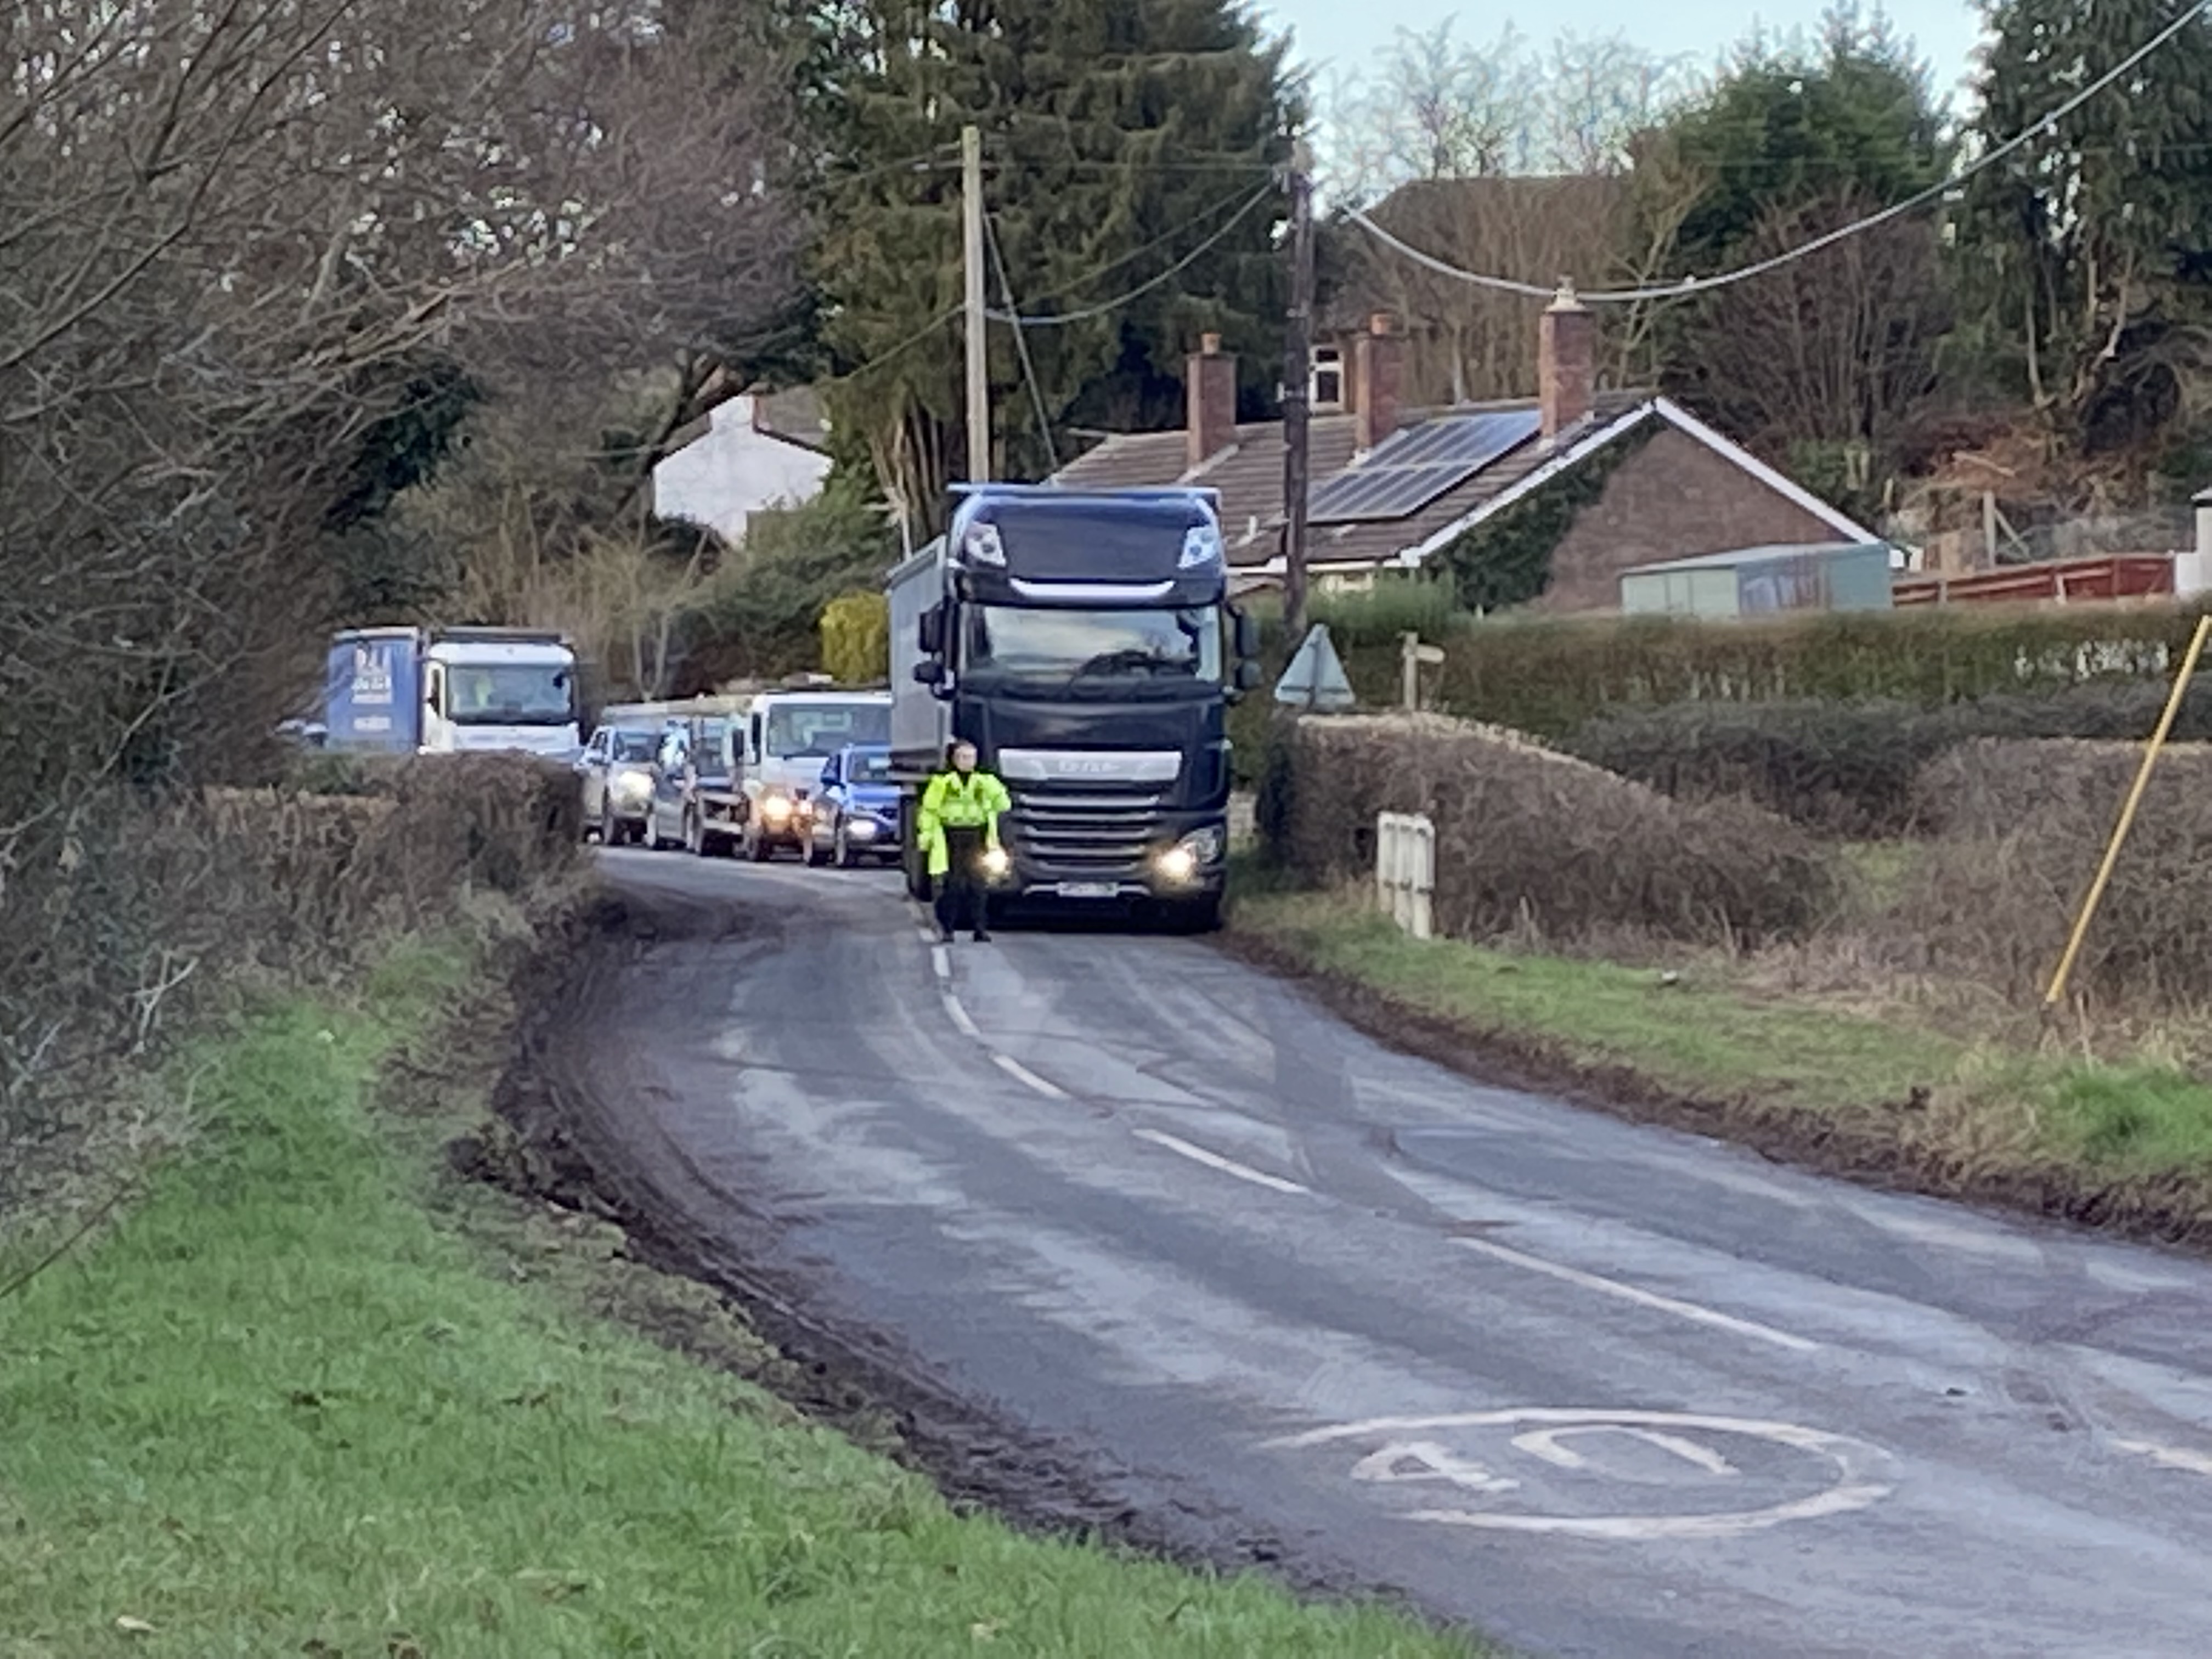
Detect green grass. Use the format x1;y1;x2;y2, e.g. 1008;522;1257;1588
1234;888;2212;1182
0;936;1480;1659
1240;890;1955;1107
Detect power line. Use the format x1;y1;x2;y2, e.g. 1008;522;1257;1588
984;212;1061;472
986;183;1278;327
814;179;1277;385
1347;0;2212;306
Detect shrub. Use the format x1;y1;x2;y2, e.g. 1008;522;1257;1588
1274;714;1838;949
2;754;580;1203
1563;681;2212;838
1905;738;2212;1005
819;589;890;685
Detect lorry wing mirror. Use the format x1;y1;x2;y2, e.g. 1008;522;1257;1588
912;661;946;687
1231;608;1261;660
918;606;945;656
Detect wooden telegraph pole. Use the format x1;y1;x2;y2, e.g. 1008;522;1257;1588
1280;139;1314;644
962;124;990;483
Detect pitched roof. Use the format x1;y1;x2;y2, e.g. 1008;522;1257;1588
1051;413;1363;564
1050;391;1883;577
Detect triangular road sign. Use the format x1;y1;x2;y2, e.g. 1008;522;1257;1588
1275;623;1357;712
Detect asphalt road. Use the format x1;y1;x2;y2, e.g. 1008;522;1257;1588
565;849;2212;1659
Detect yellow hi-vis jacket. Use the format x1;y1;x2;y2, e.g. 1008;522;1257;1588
917;767;1011;877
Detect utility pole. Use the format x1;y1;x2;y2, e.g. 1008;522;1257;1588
961;124;990;483
1280;139;1314;644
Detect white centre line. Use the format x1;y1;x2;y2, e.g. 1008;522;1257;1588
992;1053;1069;1099
1453;1237;1818;1355
1133;1128;1311;1196
930;945;951;981
2113;1436;2212;1479
941;991;983;1041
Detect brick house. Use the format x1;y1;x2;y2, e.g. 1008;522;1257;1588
1050;290;1883;610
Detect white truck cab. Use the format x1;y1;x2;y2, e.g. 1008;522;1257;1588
420;634;582;757
736;686;892;859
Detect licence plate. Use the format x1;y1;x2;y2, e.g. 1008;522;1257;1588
1054;881;1118;900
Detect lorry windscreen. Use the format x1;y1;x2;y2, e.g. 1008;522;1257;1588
766;703;890;757
448;664;574;725
961;605;1222;683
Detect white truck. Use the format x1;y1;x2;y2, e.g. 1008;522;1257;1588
323;626;582;758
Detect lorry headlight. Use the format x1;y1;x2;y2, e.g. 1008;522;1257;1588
981;846;1010;878
962;522;1007;567
1175;826;1224;865
1156;846;1198;883
611;767;651;803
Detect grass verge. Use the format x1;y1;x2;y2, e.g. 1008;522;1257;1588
0;918;1480;1659
1228;883;2212;1244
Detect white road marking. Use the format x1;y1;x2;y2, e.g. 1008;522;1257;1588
1132;1128;1311;1195
1266;1409;1893;1541
1453;1237;1818;1354
1351;1441;1521;1495
941;992;982;1041
931;945;951;980
992;1053;1069;1099
1514;1425;1739;1477
2113;1436;2212;1479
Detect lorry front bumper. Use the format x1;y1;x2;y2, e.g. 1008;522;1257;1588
994;813;1227;902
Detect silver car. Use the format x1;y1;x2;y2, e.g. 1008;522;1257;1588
576;724;661;845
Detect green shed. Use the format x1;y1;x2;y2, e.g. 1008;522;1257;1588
1618;541;1896;618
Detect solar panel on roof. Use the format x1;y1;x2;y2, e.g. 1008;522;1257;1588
1307;409;1542;524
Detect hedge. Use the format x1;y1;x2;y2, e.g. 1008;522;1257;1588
1272;713;1837;949
1255;597;2211;738
1563;681;2212;838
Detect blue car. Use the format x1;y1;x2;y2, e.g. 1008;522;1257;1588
806;743;901;868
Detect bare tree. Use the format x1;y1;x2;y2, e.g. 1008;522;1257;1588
1323;20;1695;198
0;0;796;1160
1333;176;1635;402
1670;188;1951;478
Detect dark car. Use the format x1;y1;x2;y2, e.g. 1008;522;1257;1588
575;724;661;845
805;743;901;868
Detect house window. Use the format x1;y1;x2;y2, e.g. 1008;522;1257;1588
1317;571;1376;596
1311;347;1344;411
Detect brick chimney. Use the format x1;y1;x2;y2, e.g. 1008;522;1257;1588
1186;333;1237;470
1539;280;1595;440
1353;313;1403;452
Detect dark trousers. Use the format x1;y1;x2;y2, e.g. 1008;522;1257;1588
934;826;987;937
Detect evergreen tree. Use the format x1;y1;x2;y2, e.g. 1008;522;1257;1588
803;0;1297;533
1959;0;2212;455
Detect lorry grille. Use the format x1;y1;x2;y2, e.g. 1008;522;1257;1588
1004;787;1166;877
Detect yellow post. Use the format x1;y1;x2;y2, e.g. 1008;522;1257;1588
2042;612;2212;1009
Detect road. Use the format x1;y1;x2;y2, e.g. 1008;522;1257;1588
557;849;2212;1659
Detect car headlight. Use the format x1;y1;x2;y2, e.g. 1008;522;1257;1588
848;818;877;838
761;793;792;821
611;767;651;802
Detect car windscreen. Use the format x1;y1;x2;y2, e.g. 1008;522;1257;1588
765;703;890;757
845;751;894;783
610;730;658;761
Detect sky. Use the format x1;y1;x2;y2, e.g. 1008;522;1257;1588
1255;0;1990;116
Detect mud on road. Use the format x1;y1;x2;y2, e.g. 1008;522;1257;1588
461;883;1370;1603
